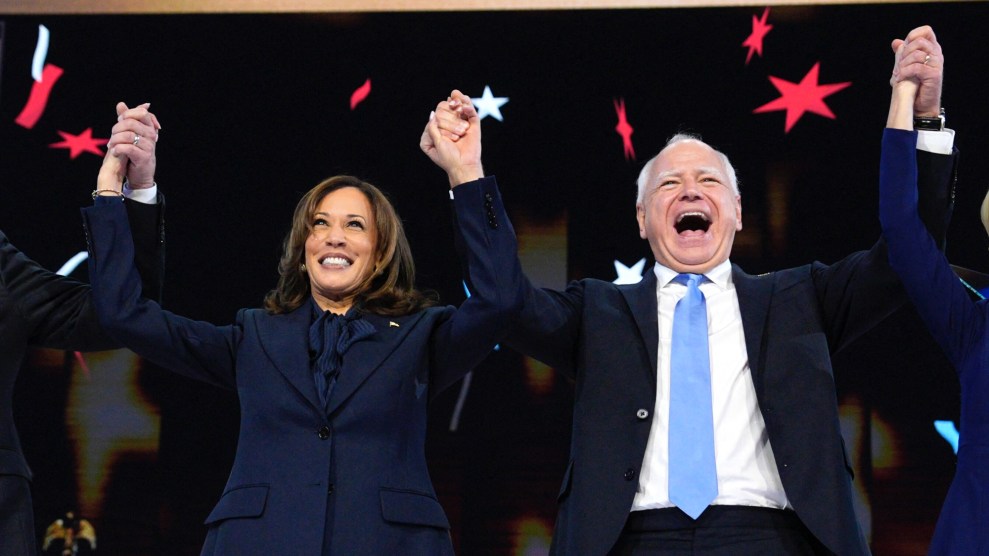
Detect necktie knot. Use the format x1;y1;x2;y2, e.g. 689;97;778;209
675;273;705;289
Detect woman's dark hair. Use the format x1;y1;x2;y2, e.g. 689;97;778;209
263;175;435;315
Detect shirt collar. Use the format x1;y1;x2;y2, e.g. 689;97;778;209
653;258;733;291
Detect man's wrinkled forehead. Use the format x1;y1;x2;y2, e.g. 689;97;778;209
644;158;731;201
654;141;736;192
652;163;728;184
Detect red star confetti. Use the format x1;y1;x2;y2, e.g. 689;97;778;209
742;7;772;65
753;62;851;133
614;98;635;161
50;128;108;159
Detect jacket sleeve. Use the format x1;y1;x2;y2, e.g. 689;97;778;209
880;127;981;373
125;193;166;304
449;176;585;380
82;199;239;390
1;231;112;351
505;278;585;379
814;135;960;355
426;177;524;394
1;196;165;352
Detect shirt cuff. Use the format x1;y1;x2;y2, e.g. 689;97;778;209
916;128;954;155
123;183;158;204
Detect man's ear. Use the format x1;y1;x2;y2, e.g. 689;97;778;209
636;204;648;239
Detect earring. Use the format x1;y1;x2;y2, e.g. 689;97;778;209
300;263;307;272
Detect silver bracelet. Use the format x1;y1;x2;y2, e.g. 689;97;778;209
92;189;125;200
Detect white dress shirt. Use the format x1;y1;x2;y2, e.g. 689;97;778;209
916;127;954;155
631;259;790;512
122;182;158;204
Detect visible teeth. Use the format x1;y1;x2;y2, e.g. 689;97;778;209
321;256;350;266
677;211;709;223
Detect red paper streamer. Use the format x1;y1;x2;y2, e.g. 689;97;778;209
350;78;372;110
15;64;63;129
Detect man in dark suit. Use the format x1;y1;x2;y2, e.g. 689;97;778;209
433;26;955;556
0;102;163;555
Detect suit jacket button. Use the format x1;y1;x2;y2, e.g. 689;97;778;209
624;468;636;481
317;426;330;440
327;483;335;495
636;409;649;420
484;193;493;202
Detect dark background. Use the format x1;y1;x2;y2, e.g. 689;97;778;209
2;4;987;554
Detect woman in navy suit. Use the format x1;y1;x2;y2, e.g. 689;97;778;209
83;92;521;555
880;27;986;555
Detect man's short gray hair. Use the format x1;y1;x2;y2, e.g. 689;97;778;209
635;133;740;205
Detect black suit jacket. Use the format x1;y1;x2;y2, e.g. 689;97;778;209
504;148;958;556
0;197;163;484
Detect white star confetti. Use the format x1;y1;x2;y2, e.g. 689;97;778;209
613;258;646;285
473;85;509;121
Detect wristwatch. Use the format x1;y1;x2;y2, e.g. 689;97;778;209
914;107;946;131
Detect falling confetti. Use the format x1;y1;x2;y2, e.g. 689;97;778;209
58;252;94;379
934;420;959;454
49;128;108;159
56;251;88;276
350;78;371;110
613;97;635;161
753;62;851;133
613;258;646;285
473;85;508;121
741;7;772;65
15;64;63;129
31;24;50;82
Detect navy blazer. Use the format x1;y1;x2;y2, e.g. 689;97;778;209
500;147;958;556
83;178;521;556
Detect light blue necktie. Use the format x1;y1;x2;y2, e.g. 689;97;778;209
668;273;718;519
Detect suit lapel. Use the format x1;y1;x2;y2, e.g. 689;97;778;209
255;304;323;413
732;265;774;396
618;270;659;389
324;311;426;416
